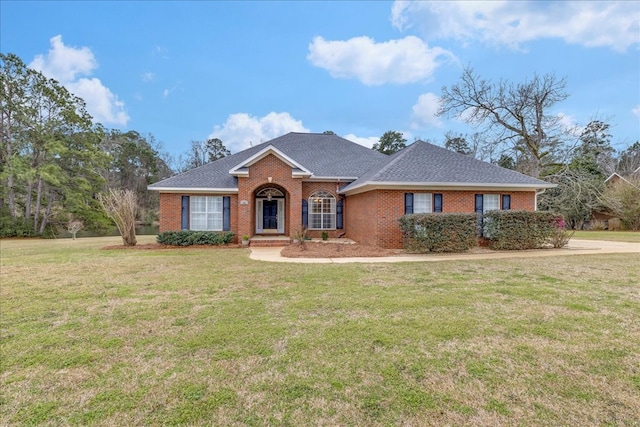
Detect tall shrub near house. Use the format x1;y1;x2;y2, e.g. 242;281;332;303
484;210;557;250
99;189;138;246
399;213;477;253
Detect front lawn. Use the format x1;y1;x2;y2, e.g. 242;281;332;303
1;237;639;426
572;230;640;243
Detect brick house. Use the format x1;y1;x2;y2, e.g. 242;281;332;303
148;132;555;248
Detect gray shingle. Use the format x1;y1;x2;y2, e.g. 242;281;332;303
148;132;387;189
341;140;554;192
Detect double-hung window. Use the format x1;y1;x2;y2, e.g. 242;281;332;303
482;194;500;213
190;196;223;230
404;193;442;214
413;193;432;213
309;191;336;230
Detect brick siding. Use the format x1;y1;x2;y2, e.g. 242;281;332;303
158;164;537;248
345;189;537;249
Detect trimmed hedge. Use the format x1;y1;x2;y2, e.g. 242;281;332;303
399;213;477;253
156;230;235;246
483;210;556;250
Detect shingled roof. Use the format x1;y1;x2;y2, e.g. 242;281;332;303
149;133;554;193
340;140;555;195
148;132;387;191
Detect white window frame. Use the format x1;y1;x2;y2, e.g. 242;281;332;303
190;196;223;231
309;191;336;230
413;193;432;214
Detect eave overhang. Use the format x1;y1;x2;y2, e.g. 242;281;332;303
340;181;557;196
147;187;239;194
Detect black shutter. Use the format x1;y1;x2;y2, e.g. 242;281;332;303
302;199;308;228
474;194;484;214
475;194;484;236
434;193;443;212
405;193;414;214
181;196;190;230
336;199;344;229
502;194;511;210
223;196;231;231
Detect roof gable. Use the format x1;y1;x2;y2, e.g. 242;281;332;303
229;144;312;177
148;132;387;191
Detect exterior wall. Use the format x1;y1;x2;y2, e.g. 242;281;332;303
159;178;537;248
343;191;379;246
344;189;538;249
158;193;238;241
237;154;302;239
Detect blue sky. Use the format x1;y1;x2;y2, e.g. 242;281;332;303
2;1;639;159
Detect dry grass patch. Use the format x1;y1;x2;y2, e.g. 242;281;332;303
1;237;639;425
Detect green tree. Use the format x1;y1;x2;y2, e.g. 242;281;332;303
373;131;406;155
1;52;108;236
496;154;516;170
569;120;614;179
183;138;231;169
438;67;569;178
102;129;172;224
204;137;230;162
444;131;473;155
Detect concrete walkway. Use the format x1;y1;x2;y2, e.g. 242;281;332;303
249;239;639;263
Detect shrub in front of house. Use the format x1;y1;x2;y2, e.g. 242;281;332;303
483;210;557;250
399;213;477;253
156;231;235;246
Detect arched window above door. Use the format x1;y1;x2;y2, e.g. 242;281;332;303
256;187;284;201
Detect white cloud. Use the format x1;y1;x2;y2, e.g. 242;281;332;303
391;1;640;52
67;78;129;126
342;134;379;148
556;113;582;137
632;105;640;118
307;35;454;85
141;72;155;82
30;35;97;82
411;92;442;129
209;112;309;152
29;35;129;126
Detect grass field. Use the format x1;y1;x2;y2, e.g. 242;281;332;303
572;230;640;243
1;236;639;426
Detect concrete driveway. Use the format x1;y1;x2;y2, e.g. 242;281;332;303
249;239;639;264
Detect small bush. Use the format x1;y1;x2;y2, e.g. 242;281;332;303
156;230;235;246
399;213;477;253
548;216;574;248
484;210;556;250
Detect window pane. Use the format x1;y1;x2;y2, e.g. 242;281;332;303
483;194;500;212
190;196;223;231
413;193;432;214
308;191;336;229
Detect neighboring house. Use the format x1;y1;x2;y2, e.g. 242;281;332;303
592;167;640;229
148;132;554;248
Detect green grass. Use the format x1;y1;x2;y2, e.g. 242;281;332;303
572;230;640;242
1;236;639;426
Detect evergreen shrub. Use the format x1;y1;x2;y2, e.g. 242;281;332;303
483;210;557;250
156;230;235;246
399;213;477;253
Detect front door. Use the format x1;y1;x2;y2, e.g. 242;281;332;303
256;198;285;234
263;200;278;230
